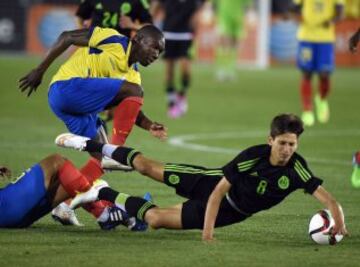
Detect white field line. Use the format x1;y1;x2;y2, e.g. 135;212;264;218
168;130;360;166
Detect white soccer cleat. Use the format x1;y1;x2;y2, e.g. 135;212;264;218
70;179;109;209
55;133;90;151
51;202;84;226
101;156;133;172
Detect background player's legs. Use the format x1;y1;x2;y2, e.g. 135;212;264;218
178;57;191;114
165;59;180;118
300;70;314;126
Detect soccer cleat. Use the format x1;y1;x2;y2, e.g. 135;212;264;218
51;202;84;226
55;133;89;151
301;111;315;127
351;152;360;188
177;95;188;115
97;206;130;230
167;104;183;119
70;179;109;209
101;156;133;172
314;94;330;123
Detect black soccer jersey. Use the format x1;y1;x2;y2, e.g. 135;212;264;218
222;144;323;215
76;0;152;37
160;0;204;33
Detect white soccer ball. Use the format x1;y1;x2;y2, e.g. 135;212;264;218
308;209;343;245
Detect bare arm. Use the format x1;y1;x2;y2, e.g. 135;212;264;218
312;185;348;236
202;177;231;242
136;110;168;140
19;28;91;97
349;28;360;53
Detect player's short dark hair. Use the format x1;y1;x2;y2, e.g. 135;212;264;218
270;113;304;138
137;25;163;40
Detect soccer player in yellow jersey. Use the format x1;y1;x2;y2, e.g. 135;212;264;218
293;0;344;126
18;25;166;228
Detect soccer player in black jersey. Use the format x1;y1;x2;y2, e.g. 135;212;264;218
76;0;153;38
57;113;348;241
151;0;205;118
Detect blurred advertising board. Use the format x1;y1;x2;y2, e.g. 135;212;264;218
26;4;77;55
0;1;25;51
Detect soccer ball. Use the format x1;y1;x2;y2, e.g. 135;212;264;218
308;209;343;245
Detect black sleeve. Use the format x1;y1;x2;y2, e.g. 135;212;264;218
222;148;253;184
76;0;94;20
292;154;323;194
135;0;153;23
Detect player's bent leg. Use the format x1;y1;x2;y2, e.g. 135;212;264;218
144;204;183;229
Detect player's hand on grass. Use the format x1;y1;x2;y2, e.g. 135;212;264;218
349;28;360;53
149;122;168;141
202;231;215;243
19;68;44;97
0;166;11;178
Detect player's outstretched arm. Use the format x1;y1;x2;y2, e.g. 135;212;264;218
18;29;91;97
202;177;231;242
136;110;168;140
349;28;360;53
312;186;348;236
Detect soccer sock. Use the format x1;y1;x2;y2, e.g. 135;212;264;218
301;77;312;111
319;76;330;99
166;85;177;107
111;147;141;167
58;160;91;197
98;188;156;220
180;74;190;96
112;96;143;145
79;158;108;218
80;157;103;184
85;140;140;168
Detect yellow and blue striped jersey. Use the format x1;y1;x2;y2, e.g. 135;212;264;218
51;27;141;85
294;0;345;42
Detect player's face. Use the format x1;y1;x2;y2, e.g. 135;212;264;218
137;36;165;66
268;133;298;166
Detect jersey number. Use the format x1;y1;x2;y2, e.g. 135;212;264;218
256;180;267;195
102;12;118;28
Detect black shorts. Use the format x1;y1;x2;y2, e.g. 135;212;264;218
163;40;192;59
163;163;250;229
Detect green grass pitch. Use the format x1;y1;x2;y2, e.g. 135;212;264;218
0;55;359;267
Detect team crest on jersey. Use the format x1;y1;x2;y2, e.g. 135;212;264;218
169;174;180;185
278;175;290;190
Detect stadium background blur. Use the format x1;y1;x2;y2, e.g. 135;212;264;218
0;1;359;266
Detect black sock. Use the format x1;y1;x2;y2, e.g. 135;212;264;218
85;140;104;153
112;147;141;167
98;187;119;203
125;196;156;220
180;74;190;96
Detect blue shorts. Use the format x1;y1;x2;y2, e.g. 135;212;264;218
296;42;334;73
0;164;52;228
48;78;124;138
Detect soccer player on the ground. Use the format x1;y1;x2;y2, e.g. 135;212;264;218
57;113;348;241
19;25;166;227
214;0;250;81
151;0;205;118
293;0;344;127
0;154;135;229
76;0;153;38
